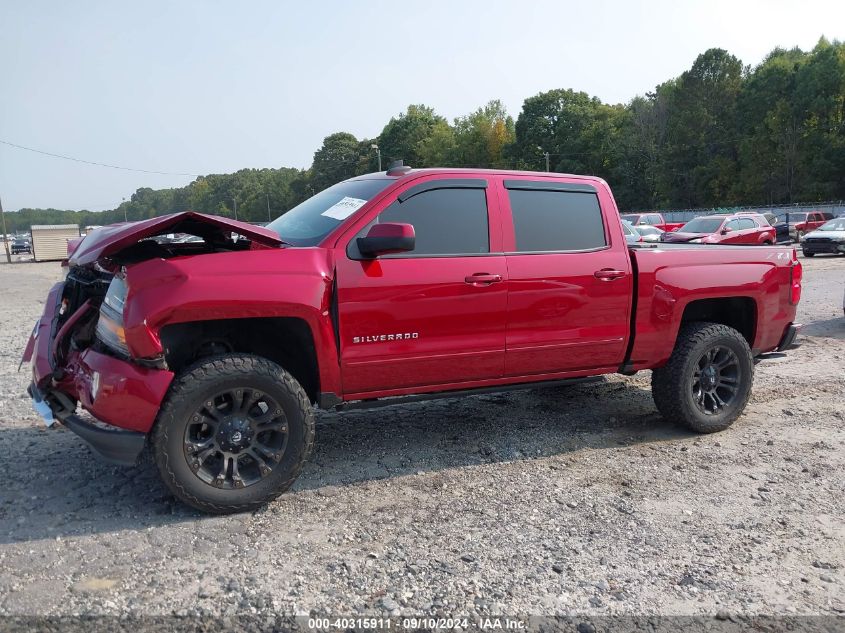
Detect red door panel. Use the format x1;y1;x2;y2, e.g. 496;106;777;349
504;251;632;375
336;256;507;394
494;177;633;377
721;220;745;243
333;174;508;397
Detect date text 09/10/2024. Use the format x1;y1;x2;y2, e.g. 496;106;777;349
307;617;526;630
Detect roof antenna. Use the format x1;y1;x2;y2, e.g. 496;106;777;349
386;159;412;176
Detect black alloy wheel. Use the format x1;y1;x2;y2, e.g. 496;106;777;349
153;354;315;514
184;387;289;489
652;322;754;433
691;345;741;416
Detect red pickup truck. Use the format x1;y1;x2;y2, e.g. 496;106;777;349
23;167;803;513
620;212;685;233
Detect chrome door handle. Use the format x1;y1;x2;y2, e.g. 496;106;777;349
594;269;627;281
465;273;502;285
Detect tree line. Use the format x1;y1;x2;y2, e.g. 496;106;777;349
6;39;844;233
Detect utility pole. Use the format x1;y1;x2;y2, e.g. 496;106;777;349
266;192;271;222
371;144;382;171
0;196;11;263
537;146;550;172
122;197;127;222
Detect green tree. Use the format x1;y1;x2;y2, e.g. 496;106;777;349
658;48;744;207
311;132;363;192
377;104;450;167
452;100;515;167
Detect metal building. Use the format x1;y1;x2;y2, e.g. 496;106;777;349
30;224;80;262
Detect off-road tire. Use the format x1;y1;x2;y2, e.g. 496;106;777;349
152;354;315;514
652;322;754;434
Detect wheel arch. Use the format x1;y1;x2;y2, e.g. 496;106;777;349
679;297;757;349
159;317;320;403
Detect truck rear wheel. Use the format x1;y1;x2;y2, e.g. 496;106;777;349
152;354;315;514
651;322;753;433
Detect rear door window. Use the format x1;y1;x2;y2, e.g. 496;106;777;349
506;185;607;252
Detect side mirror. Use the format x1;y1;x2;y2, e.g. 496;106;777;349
721;227;732;235
357;223;415;258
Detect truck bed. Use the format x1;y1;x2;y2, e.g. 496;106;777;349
626;242;797;371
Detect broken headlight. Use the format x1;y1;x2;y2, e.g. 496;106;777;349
96;275;130;357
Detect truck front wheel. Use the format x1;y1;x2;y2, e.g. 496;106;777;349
152;354;315;514
651;322;754;433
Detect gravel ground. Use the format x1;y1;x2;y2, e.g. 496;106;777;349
0;255;843;620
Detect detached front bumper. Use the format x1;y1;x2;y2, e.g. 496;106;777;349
24;281;174;465
29;382;146;465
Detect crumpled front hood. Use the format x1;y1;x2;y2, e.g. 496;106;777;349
68;212;282;267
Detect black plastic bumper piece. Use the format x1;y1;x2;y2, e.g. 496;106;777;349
30;383;146;466
60;414;146;466
776;323;802;352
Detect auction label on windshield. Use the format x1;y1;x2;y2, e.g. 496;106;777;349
321;196;367;220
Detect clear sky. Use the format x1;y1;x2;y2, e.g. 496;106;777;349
1;0;843;211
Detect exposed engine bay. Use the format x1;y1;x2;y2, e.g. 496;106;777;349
54;212;283;370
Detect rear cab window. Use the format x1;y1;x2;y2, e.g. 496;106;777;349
503;180;607;252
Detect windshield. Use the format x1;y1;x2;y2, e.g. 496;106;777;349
817;218;845;232
267;178;393;246
621;220;635;235
620;214;640;222
680;217;724;233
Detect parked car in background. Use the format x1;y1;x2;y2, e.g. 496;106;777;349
633;225;664;243
620;212;684;233
742;212;791;244
621;219;641;244
11;238;31;254
783;211;835;240
799;217;845;257
661;214;776;245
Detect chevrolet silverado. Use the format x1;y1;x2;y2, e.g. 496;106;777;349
23;166;803;513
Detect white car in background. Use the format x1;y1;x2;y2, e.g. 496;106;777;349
633;225;665;243
799;217;845;257
621;219;640;244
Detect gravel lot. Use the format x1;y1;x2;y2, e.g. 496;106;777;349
0;254;843;621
